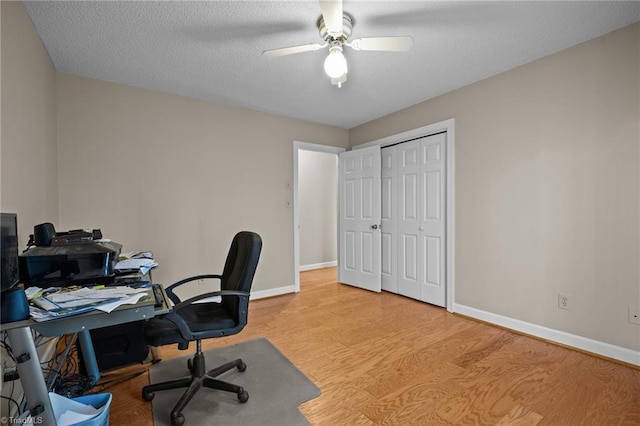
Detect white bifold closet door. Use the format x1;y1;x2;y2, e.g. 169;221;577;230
383;133;446;307
381;148;398;294
338;145;381;293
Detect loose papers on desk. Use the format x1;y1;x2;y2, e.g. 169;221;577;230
115;258;158;275
26;286;148;321
120;250;153;260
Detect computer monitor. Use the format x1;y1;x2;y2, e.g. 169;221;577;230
1;213;20;290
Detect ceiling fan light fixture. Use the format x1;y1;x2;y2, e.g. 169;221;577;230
324;45;348;79
331;73;347;88
262;1;413;88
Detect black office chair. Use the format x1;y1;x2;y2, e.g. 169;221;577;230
141;231;262;426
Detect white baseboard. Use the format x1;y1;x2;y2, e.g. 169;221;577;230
251;285;296;300
299;261;337;272
454;303;640;367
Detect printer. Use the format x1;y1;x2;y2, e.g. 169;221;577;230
19;223;122;287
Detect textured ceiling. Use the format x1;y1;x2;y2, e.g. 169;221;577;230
24;1;640;129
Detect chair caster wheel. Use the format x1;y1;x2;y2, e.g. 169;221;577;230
171;413;185;426
238;361;247;372
142;390;155;402
238;389;249;403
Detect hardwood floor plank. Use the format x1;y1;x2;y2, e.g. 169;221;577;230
450;330;519;369
495;406;543;426
103;268;639;425
361;363;467;424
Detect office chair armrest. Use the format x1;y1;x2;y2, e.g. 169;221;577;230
165;274;223;304
164;290;250;341
172;290;250;311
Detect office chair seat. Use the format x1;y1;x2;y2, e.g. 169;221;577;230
141;231;261;426
144;303;237;346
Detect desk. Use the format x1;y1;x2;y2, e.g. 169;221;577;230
0;286;170;425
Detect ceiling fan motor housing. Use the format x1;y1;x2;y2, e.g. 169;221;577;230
317;12;354;43
261;3;413;88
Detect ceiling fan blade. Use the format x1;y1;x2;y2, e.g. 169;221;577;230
319;0;343;35
348;36;414;52
263;43;327;58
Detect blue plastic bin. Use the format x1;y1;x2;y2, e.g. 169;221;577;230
69;393;112;426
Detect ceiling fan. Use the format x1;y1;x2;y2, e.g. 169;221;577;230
262;0;413;87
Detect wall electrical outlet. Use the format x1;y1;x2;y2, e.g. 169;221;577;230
558;293;571;310
629;308;640;325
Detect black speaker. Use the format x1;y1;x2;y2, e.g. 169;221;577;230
33;223;56;246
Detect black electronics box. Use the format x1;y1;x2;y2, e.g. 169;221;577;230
77;321;149;373
19;241;122;287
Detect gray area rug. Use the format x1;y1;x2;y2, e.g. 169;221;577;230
149;338;320;426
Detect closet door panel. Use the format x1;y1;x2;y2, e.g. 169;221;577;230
381;147;398;292
396;140;422;299
338;146;381;292
420;134;446;306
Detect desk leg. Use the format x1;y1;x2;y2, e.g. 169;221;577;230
77;330;100;384
5;328;57;425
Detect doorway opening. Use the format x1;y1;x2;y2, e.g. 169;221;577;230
293;141;345;292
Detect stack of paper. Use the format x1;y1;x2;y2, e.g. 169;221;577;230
120;251;154;260
27;286;147;321
115;258;158;275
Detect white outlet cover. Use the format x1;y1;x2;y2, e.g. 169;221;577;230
558;293;571;310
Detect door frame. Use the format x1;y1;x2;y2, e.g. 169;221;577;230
293;141;346;293
351;118;456;312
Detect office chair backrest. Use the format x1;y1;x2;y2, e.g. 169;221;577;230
221;231;262;318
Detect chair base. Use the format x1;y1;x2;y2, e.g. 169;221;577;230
142;349;248;426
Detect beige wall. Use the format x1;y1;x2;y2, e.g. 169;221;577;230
56;74;348;294
1;1;58;242
351;23;640;351
299;150;337;266
0;1;58;417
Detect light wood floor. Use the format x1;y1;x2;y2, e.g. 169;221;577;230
105;268;639;425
